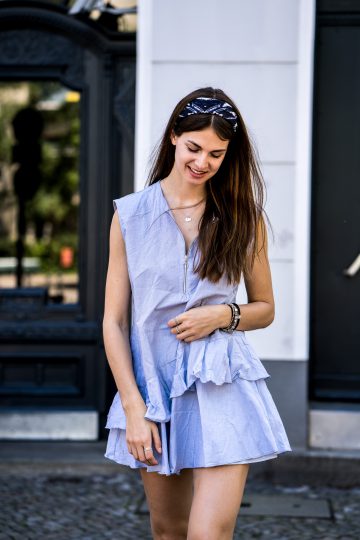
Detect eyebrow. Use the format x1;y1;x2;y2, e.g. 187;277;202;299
187;139;227;153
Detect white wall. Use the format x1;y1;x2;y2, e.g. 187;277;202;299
135;0;316;362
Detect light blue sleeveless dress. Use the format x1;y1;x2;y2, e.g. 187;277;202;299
104;180;291;475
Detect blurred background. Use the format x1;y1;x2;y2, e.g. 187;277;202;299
0;0;359;459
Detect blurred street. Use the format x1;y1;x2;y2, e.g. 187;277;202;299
0;442;359;540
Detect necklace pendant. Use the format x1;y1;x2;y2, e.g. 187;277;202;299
185;216;192;222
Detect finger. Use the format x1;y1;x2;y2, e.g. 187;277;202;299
151;424;162;454
181;330;197;341
138;445;147;463
131;445;139;461
176;330;193;340
171;323;187;335
167;315;183;327
142;444;158;465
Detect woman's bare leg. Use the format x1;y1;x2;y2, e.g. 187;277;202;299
187;463;250;540
140;467;193;540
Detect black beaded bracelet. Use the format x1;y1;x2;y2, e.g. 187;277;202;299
220;303;235;332
232;303;241;329
220;302;241;333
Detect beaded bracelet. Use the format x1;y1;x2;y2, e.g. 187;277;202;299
220;302;241;333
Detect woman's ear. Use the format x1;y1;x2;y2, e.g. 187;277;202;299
170;130;177;145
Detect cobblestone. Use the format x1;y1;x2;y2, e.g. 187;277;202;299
0;465;359;540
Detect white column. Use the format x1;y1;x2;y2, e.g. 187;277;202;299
293;0;316;359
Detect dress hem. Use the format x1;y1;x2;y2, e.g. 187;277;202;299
103;448;292;476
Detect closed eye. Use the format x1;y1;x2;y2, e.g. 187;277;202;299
187;146;223;159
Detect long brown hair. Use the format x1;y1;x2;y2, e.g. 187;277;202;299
146;87;271;285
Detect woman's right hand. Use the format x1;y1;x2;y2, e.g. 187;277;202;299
125;401;162;465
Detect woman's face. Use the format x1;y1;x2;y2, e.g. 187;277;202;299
170;127;229;185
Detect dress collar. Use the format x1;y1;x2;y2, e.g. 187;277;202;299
147;180;171;230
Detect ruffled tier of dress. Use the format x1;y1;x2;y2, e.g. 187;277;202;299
169;329;271;397
104;330;292;475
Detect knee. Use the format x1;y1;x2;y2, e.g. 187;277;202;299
151;517;188;540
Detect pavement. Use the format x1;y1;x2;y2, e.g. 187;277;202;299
0;441;359;540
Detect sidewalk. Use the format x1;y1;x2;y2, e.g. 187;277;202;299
0;441;359;540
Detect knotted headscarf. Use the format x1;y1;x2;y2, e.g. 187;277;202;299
177;97;238;132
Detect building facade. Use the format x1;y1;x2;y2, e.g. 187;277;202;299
1;0;358;450
134;0;359;451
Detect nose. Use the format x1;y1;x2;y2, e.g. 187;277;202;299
194;153;208;170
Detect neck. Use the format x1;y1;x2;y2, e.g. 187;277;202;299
161;169;206;206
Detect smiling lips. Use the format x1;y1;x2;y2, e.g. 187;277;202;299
188;166;208;177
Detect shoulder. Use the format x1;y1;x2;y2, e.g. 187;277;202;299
113;182;157;219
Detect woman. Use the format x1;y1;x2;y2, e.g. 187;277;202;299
103;87;291;539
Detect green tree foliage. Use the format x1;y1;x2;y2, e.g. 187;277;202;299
0;81;80;272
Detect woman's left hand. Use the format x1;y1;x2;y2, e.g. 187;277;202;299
167;304;232;342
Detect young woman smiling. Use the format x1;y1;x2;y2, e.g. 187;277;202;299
103;87;291;539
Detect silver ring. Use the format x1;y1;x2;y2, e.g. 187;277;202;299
176;325;181;334
174;316;180;325
143;446;152;452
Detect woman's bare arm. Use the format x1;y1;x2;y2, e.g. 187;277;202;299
103;210;162;464
102;210;145;412
236;216;275;331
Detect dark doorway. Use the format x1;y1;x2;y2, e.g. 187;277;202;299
0;81;81;303
310;0;360;402
0;1;135;439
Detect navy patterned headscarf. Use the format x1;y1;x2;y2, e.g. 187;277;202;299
177;97;238;133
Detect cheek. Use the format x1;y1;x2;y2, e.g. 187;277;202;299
175;147;191;164
212;158;225;171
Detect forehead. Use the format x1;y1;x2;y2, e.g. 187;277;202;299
181;127;229;149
